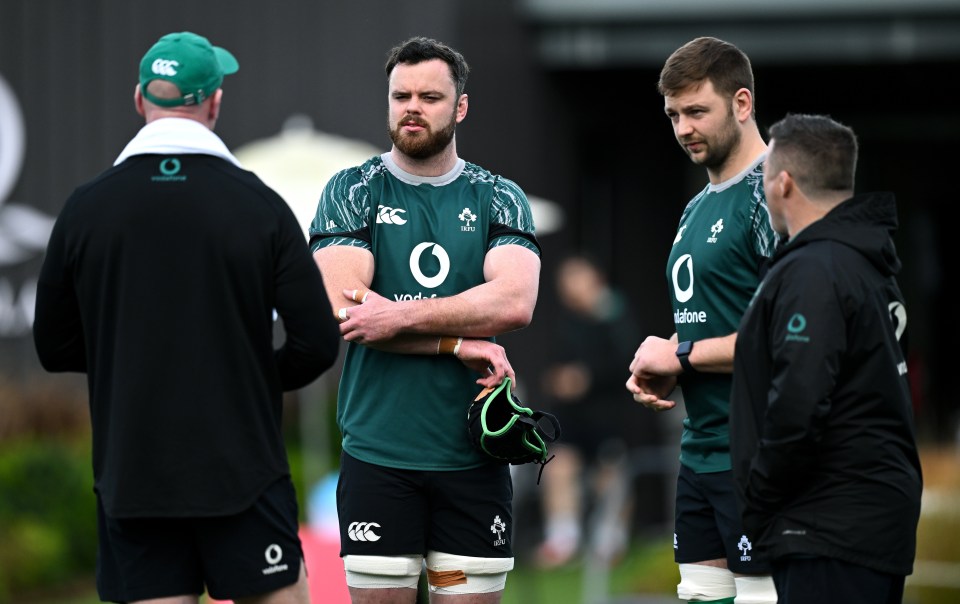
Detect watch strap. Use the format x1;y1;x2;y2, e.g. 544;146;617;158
676;340;694;373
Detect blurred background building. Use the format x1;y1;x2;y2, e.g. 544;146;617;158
1;0;958;599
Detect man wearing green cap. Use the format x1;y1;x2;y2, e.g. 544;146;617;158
33;31;340;603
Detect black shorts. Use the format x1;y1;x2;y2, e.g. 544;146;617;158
773;556;905;604
674;464;771;574
96;476;303;602
337;451;514;559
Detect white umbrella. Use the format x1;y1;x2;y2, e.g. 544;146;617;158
233;114;383;239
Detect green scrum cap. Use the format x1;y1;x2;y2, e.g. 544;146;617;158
139;31;239;107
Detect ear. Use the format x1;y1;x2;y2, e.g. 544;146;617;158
456;93;468;123
778;170;795;198
134;84;146;118
208;89;223;125
732;87;753;123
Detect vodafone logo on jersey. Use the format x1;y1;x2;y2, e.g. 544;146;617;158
409;242;449;288
348;521;382;542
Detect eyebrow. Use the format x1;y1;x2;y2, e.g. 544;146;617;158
666;101;709;114
390;88;446;97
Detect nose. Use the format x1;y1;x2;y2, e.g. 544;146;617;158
404;96;423;114
675;115;694;137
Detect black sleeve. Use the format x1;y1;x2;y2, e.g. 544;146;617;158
273;205;341;390
33;207;87;373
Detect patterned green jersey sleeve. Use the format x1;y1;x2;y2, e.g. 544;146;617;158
308;159;380;253
746;162;780;259
489;175;541;256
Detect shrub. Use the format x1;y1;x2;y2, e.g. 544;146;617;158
0;439;97;602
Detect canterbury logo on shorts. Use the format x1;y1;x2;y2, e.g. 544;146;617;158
348;521;382;542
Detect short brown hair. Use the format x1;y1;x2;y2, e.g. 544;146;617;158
385;36;470;98
768;113;858;195
658;37;755;102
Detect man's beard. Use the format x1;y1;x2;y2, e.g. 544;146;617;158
684;107;741;170
389;112;457;160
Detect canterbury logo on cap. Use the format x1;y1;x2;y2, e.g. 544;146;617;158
151;59;179;77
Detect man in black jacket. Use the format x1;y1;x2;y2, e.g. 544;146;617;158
33;31;340;604
729;113;922;604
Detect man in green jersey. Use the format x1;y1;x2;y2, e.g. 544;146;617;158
310;37;541;603
625;37;778;604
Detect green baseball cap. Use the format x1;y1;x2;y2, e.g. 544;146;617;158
139;31;239;107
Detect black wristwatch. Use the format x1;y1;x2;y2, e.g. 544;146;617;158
676;340;695;373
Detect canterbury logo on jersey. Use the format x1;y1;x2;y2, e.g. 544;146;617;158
674;225;687;245
377;205;407;225
348;521;382;542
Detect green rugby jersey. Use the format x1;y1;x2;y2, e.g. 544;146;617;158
666;155;777;473
309;154;540;470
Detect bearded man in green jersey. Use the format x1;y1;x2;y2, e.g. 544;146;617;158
310;37;541;604
626;37;779;604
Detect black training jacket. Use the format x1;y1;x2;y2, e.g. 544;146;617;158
34;153;340;518
729;192;922;576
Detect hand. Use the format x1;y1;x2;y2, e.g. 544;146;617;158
456;339;515;389
628;335;683;378
626;372;678;412
626;335;680;412
336;288;400;344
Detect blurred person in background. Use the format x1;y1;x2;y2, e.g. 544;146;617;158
535;253;655;569
33;31;340;603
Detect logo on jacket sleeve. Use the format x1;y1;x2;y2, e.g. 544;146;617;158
888;301;907;341
737;535;753;562
785;313;810;343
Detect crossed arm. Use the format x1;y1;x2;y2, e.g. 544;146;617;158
313;243;540;387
